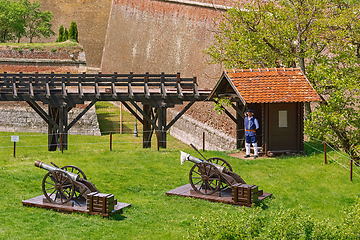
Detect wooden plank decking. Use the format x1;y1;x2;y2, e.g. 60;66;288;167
166;184;272;206
22;195;131;217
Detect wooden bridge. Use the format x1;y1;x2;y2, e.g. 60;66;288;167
0;72;211;151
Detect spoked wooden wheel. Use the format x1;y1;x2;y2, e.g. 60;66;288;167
61;165;86;199
189;162;221;195
207;157;233;172
42;170;75;204
61;165;87;180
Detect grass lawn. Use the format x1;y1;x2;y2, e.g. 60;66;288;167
0;131;359;239
0;103;359;239
0;40;83;53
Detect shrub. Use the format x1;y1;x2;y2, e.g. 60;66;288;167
56;25;64;42
186;203;354;239
68;21;78;42
62;28;68;42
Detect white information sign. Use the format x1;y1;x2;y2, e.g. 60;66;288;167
11;136;19;142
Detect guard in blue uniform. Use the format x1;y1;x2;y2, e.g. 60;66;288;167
244;109;259;159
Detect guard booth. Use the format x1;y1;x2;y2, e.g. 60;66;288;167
208;68;321;156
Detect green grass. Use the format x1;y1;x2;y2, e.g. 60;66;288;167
95;101;143;135
1;103;359;239
0;131;359;239
0;40;83;52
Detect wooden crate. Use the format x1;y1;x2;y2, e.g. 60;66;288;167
231;184;258;206
87;192;116;214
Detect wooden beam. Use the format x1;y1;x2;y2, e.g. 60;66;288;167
112;74;117;99
213;99;237;123
66;100;97;131
130;100;157;128
29;77;34;99
144;73;150;99
161;73;166;99
165;101;195;131
62;76;67;99
12;76;18;99
230;101;245;119
27;100;60;129
121;101;144;125
128;73;134;99
95;75;101;99
78;75;84;99
45;77;50;99
26;101;49;124
193;77;199;99
176;73;183;99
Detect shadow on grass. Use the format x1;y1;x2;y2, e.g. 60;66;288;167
304;140;335;156
109;214;127;221
97;112;133;135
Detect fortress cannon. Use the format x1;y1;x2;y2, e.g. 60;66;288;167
34;161;99;205
181;151;247;195
172;144;272;207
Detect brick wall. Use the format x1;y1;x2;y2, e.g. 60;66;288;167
36;0;112;68
0;50;86;73
102;0;238;149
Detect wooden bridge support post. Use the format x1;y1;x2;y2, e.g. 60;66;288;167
157;106;167;148
143;104;152;148
48;106;59;151
236;102;245;149
60;105;68;151
48;105;68;151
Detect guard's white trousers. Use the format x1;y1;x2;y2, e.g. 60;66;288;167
245;143;258;156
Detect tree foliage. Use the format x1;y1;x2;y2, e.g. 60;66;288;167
63;27;68;42
0;0;24;43
207;0;360;161
0;0;54;43
57;21;78;43
68;21;78;42
56;24;64;42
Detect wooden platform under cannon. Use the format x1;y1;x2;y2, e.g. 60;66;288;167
22;195;131;217
166;184;272;207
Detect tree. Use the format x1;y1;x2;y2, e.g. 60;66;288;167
206;0;360;161
56;24;64;42
21;0;54;43
68;21;78;42
0;0;25;43
62;27;68;42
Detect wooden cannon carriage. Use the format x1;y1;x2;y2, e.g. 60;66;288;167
167;145;272;206
22;161;131;217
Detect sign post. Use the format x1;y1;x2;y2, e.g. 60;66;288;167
11;136;19;157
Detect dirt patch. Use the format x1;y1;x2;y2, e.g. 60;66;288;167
228;150;265;159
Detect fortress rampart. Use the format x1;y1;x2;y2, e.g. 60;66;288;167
2;0;239;150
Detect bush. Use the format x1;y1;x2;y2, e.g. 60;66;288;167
56;25;64;42
68;21;78;42
186;200;360;239
57;21;78;42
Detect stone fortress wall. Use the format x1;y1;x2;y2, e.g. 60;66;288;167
101;0;239;150
0;102;101;136
2;0;241;150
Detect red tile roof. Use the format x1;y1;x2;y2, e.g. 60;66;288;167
226;68;321;103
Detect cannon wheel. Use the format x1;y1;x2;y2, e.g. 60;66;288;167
42;170;75;204
207;157;233;172
61;165;87;180
189;162;221;195
61;165;87;199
